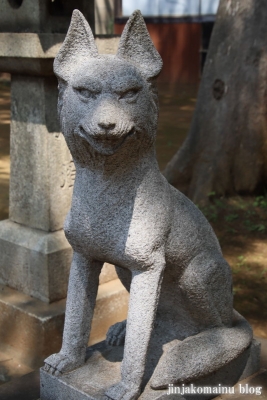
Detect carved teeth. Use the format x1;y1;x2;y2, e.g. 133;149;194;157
78;126;135;148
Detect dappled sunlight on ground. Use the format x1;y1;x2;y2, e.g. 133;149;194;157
201;196;267;338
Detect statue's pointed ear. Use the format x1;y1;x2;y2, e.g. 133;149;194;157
54;9;98;81
117;10;162;79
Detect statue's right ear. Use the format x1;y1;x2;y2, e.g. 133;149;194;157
54;9;98;81
117;10;162;79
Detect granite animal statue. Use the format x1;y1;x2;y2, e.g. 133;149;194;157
43;9;254;400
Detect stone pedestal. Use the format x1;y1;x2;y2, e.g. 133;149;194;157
0;278;128;369
40;339;261;400
0;221;71;303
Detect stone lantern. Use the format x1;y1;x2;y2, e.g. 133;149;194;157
0;0;95;34
0;0;128;371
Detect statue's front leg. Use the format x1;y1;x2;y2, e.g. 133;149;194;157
44;252;103;375
105;258;165;400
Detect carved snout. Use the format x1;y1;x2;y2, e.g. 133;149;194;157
95;99;121;138
98;121;116;132
81;99;134;142
78;104;135;154
97;110;117;134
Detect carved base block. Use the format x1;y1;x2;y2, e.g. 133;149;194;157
40;339;261;400
0;284;65;370
0;220;72;303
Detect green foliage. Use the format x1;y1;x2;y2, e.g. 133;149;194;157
197;195;267;328
225;213;239;222
253;195;267;209
244;220;266;232
232;255;246;274
208;191;216;197
199;194;267;235
201;205;218;222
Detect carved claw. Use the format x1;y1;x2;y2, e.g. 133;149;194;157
106;320;126;346
43;352;84;376
105;381;140;400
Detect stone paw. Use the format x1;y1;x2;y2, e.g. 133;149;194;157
43;352;84;376
105;381;140;400
106;320;126;346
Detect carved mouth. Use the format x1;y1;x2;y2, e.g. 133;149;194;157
78;126;135;154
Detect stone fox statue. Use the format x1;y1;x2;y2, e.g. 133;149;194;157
44;9;253;400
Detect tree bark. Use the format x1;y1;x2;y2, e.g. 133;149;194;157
163;0;267;205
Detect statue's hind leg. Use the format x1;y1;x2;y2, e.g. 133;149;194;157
150;254;253;388
150;311;252;389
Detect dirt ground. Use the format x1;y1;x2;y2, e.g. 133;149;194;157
0;75;266;338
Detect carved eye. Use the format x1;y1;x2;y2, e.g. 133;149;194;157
119;88;140;101
75;87;98;100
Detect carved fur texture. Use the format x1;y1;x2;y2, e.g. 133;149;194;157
44;10;253;400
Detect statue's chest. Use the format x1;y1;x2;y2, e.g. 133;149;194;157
64;186;167;267
63;169;170;267
65;195;137;266
65;193;130;254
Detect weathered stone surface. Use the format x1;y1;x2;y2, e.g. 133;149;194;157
95;36;121;55
0;283;66;369
0;35;120;300
0;33;65;59
0;33;120;76
9;75;72;232
0;279;128;369
95;0;114;34
0;220;72;302
0;0;94;34
0;219;119;303
5;339;267;400
240;338;261;380
43;10;260;400
40;340;261;400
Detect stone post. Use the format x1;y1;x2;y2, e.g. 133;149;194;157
0;0;97;304
0;75;73;303
95;0;115;34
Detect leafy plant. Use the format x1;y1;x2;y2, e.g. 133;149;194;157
225;213;239;222
237;255;246;266
202;205;218;222
208;191;216;197
244;220;266;232
253;195;267;209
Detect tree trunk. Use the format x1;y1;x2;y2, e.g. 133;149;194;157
163;0;267;205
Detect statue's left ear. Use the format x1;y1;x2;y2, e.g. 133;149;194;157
117;10;163;79
54;9;98;82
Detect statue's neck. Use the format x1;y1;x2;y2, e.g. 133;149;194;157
75;145;159;178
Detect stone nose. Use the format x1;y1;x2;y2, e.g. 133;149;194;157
98;121;116;131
